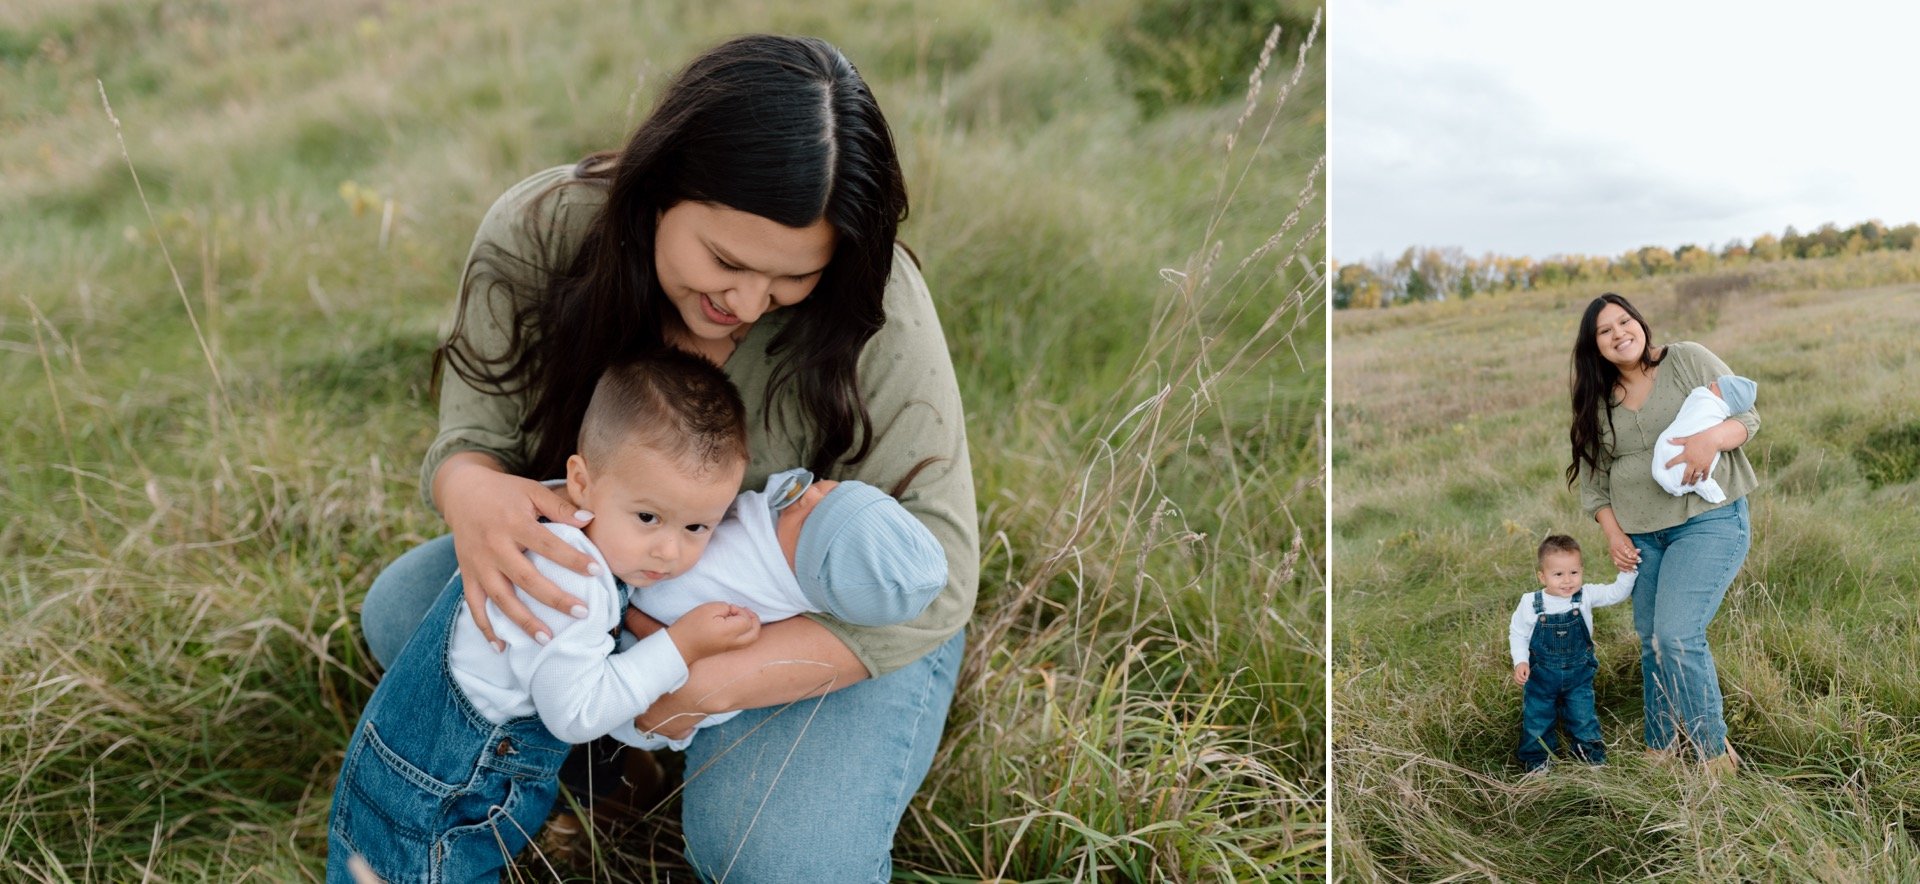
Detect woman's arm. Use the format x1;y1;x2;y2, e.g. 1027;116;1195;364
628;616;867;739
1661;417;1751;481
800;248;980;676
1662;343;1756;481
435;452;598;648
1593;506;1641;571
425;167;607;648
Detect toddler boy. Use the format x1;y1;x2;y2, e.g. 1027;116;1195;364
1509;535;1636;773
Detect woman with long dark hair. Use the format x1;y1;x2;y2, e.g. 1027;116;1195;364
358;35;976;879
1567;293;1757;772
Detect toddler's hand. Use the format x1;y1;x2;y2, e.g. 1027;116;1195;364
1512;662;1530;686
667;602;762;665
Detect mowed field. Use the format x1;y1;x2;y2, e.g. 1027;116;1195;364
0;0;1324;880
1332;259;1920;881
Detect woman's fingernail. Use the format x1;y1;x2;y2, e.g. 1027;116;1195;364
491;640;507;653
570;605;589;618
575;510;594;522
587;563;602;577
534;631;552;646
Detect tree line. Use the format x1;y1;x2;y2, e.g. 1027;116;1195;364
1333;220;1920;309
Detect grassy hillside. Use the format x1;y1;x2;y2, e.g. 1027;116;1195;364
1332;259;1920;881
0;0;1325;880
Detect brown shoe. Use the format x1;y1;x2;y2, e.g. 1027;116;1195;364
595;747;670;817
532;807;592;865
1703;743;1739;777
532;748;672;867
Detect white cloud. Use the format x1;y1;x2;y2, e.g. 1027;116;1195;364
1333;0;1920;260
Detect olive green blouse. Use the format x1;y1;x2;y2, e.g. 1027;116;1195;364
422;165;979;677
1579;341;1761;535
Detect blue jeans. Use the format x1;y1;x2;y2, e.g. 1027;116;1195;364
330;573;571;883
360;535;966;882
1630;497;1750;758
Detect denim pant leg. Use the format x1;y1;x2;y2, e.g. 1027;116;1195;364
1516;667;1561;771
360;534;459;669
679;628;965;883
1629;536;1671;749
1633;499;1749;758
1562;665;1605;764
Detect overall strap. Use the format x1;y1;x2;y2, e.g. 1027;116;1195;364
1532;590;1545;615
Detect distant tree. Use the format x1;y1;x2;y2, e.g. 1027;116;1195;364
1811;223;1843;257
1677;245;1715;273
1331;214;1918;310
1637;245;1676;276
1403;266;1436;302
1333;263;1385;309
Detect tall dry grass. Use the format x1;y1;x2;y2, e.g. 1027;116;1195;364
1333;275;1920;881
1;1;1324;880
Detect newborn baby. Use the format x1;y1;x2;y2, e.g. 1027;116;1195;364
614;467;947;747
1652;374;1757;503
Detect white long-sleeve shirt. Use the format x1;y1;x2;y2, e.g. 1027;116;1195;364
447;523;690;745
610;483;826;750
1653;386;1731;502
1507;570;1637;665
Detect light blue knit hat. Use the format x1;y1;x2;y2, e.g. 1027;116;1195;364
793;481;947;627
1716;374;1757;415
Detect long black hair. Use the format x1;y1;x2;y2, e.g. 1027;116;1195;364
439;35;908;480
1566;292;1665;487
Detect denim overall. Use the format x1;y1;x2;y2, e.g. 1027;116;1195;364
328;575;580;883
1515;589;1606;771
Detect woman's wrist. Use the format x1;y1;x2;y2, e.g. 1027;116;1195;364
432;450;507;515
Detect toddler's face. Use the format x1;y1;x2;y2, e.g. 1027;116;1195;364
1537;551;1584;598
567;446;743;588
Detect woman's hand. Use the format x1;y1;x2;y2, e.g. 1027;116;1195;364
434;452;599;650
1664;416;1752;485
1662;433;1721;486
1594;506;1641;572
1605;532;1640;572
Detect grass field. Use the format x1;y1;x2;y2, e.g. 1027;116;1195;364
1332;258;1920;881
1;0;1325;880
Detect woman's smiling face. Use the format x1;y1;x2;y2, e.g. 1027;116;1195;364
653;201;836;356
1592;302;1646;368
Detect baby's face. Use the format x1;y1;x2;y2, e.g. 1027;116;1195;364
1537;551;1584;598
568;447;743;587
1708;380;1722;398
775;479;840;572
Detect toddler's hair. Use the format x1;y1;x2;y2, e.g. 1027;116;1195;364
1537;534;1582;566
577;350;748;476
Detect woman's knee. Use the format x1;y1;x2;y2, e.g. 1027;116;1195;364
360;535;458;668
679;630;965;883
684;820;891;884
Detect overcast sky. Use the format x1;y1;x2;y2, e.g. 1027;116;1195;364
1332;1;1920;262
